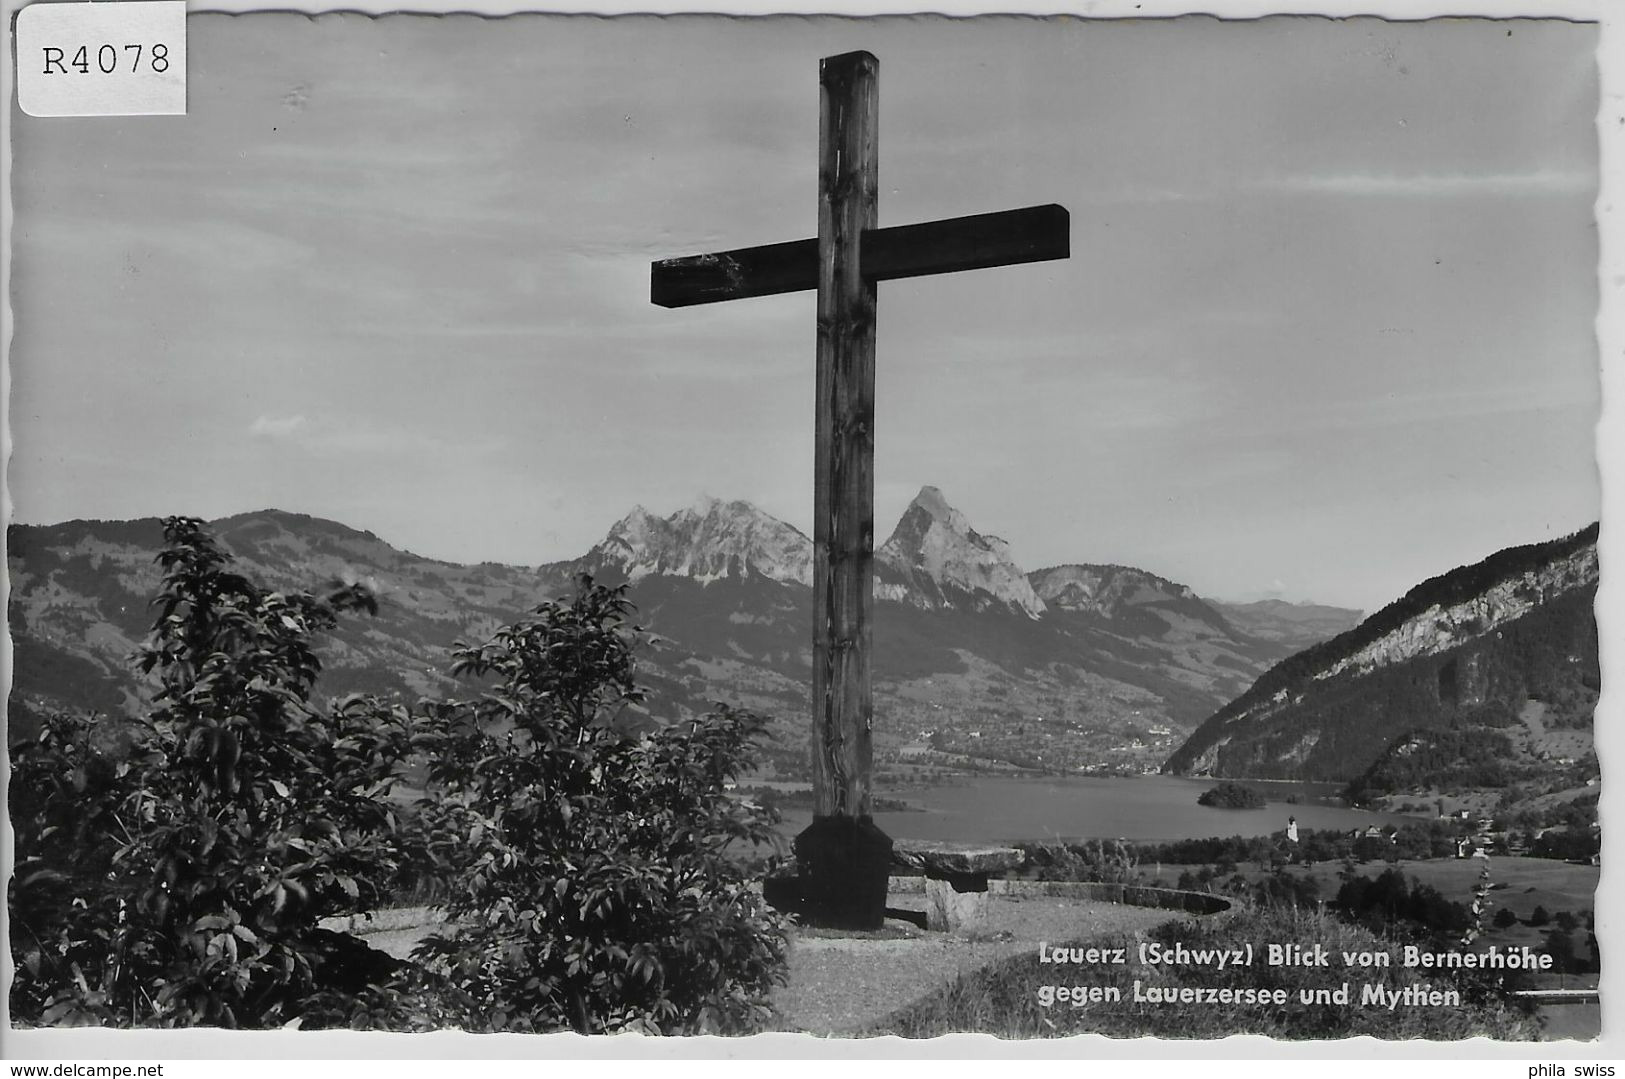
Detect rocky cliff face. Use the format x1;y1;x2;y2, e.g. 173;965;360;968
1031;564;1197;613
1315;542;1597;681
585;497;812;586
1028;563;1245;643
582;487;1054;617
875;487;1046;618
1162;524;1600;782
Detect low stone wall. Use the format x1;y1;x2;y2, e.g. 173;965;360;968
887;874;1229;916
987;879;1232;916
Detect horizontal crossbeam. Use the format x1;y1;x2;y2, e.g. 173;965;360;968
652;237;817;309
651;203;1070;308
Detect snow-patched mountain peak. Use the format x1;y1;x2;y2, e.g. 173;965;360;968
589;496;812;586
876;486;1046;618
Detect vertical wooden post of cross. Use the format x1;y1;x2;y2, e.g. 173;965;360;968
650;50;1070;930
794;50;895;930
814;51;877;818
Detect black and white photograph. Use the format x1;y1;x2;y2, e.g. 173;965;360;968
4;2;1614;1055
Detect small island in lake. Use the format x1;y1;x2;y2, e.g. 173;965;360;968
1197;781;1267;809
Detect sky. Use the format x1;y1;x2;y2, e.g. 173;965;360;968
8;14;1602;612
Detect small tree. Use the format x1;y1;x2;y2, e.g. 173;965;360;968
10;517;418;1027
414;578;787;1034
1529;905;1551;928
1254;868;1319;910
1492;908;1519;930
1540;928;1577;974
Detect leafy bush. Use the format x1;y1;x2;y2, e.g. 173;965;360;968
10;710;142;1023
10;518;417;1027
1017;840;1139;884
412;578;788;1034
1247;867;1320;910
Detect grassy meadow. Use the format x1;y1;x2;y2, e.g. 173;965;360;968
865;906;1542;1040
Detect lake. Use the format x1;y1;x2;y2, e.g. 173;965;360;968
776;774;1414;844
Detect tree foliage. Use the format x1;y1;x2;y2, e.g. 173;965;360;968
12;522;790;1033
1530;824;1601;862
1345;728;1526;803
10;517;417;1027
10;710;139;1023
1196;782;1266;809
412;579;788;1034
1333;868;1471;941
1136;820;1466;869
1016;839;1139;884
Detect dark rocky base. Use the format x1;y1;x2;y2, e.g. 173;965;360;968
765;816;893;930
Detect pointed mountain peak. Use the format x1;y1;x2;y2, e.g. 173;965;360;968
606;504;664;542
877;486;1044;618
910;485;953;519
596;506;671;575
901;485;981;536
891;484;961;533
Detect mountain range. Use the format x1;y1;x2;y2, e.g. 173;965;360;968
6;487;1361;778
1162;523;1600;790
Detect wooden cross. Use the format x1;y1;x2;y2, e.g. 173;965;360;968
651;51;1069;927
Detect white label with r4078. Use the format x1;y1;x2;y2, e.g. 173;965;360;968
16;2;186;117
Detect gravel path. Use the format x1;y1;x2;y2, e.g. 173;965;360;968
769;892;1185;1036
330;894;1190;1037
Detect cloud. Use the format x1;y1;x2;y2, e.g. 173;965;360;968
1263;169;1594;199
247;411;502;461
249;413;307;438
1073;185;1225;206
248;411;403;453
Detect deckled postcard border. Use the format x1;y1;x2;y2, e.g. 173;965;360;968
1;0;1616;1061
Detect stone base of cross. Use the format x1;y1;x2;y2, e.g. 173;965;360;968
762;817;893;930
653;51;1069;930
